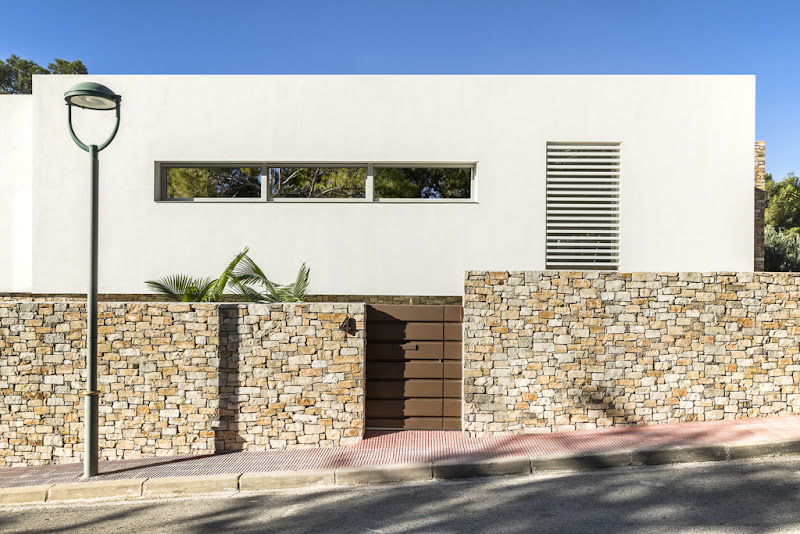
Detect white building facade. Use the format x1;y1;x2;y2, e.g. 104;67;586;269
0;75;756;297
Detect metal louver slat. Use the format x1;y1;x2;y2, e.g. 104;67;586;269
547;158;620;163
547;204;620;209
546;171;620;176
548;193;619;198
546;142;620;270
546;178;619;183
547;229;620;233
547;237;618;241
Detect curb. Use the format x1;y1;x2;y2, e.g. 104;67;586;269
727;439;800;460
335;463;433;485
143;473;240;497
530;449;635;472
3;438;800;506
434;457;531;479
47;479;144;502
0;485;52;505
240;469;335;491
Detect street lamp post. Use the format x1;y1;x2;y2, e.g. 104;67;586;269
65;82;121;478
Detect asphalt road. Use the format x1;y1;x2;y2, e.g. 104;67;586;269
3;456;800;534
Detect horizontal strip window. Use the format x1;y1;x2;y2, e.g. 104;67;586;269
157;163;475;202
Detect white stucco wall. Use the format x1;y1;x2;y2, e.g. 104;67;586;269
0;95;33;292
20;75;754;296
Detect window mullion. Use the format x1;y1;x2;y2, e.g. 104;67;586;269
261;163;270;202
366;163;374;202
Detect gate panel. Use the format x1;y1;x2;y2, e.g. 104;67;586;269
367;361;442;379
442;305;462;430
367;341;443;360
367;379;443;398
366;304;462;430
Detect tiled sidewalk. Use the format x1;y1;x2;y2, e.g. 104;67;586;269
2;416;800;489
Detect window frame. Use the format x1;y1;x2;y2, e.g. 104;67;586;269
156;162;267;203
156;162;478;203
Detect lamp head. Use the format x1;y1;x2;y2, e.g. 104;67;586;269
64;82;120;110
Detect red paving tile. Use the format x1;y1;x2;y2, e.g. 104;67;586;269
1;416;799;489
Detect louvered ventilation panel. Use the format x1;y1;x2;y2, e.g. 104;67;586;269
546;142;620;270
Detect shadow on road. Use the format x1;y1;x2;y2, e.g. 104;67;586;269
2;456;800;533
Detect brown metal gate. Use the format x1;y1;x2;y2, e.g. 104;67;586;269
365;305;462;430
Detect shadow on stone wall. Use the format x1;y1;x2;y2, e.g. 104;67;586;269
576;382;642;427
217;304;245;452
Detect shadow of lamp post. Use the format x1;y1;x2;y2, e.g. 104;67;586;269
64;82;121;478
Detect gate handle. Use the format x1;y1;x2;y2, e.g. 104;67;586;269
399;343;419;350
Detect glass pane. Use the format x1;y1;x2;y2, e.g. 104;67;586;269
270;167;366;198
165;167;261;199
374;168;471;199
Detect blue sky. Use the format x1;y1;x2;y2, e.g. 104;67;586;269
3;0;797;179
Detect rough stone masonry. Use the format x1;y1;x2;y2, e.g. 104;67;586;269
755;140;766;271
463;271;800;436
0;301;364;467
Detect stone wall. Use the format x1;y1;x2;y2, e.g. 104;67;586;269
0;301;364;467
755;141;766;271
0;294;165;302
216;303;364;450
0;302;220;466
308;295;461;305
464;271;800;436
0;301;88;466
0;294;461;305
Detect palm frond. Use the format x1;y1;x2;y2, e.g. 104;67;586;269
208;247;249;301
231;280;266;303
261;277;287;302
232;253;272;287
187;277;216;302
283;264;310;302
145;274;196;301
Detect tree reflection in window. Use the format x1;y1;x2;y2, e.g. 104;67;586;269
374;168;471;199
270;167;366;198
165;167;261;199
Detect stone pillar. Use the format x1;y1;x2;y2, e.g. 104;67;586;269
754;141;766;271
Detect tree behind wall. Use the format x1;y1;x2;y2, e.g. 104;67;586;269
765;172;800;235
0;54;87;95
764;172;800;271
765;226;800;272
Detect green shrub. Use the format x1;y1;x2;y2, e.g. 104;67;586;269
765;226;800;272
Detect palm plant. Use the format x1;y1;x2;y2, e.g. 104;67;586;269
232;255;310;303
145;247;310;303
145;248;250;302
